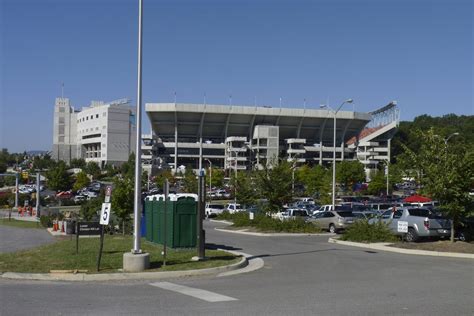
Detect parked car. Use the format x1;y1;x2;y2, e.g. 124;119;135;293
73;195;87;203
205;203;225;218
306;210;357;233
313;204;335;215
226;203;245;214
56;191;73;199
280;208;309;220
369;207;451;242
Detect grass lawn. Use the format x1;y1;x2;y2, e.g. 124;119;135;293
0;235;241;273
0;218;41;229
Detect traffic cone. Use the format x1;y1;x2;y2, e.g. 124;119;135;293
61;221;65;233
53;220;57;231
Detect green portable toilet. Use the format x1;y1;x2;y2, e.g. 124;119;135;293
144;193;198;248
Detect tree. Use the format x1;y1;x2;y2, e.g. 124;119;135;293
32;154;56;170
120;154;136;179
256;159;293;212
209;167;224;188
155;169;175;189
73;171;90;192
231;171;258;207
80;195;103;220
46;162;71;191
104;163;117;178
111;177;134;234
336;161;366;193
70;158;86;169
85;161;101;180
367;169;386;196
402;128;474;242
182;169;198;193
296;164;331;202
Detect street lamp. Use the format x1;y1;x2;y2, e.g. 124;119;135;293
205;159;212;200
444;132;459;145
320;98;353;211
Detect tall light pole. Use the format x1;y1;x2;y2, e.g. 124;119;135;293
320;99;353;211
123;0;149;272
206;159;212;200
133;0;143;255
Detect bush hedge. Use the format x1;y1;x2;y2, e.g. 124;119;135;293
340;219;397;243
217;211;321;233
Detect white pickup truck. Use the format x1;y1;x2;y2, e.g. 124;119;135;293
369;207;451;242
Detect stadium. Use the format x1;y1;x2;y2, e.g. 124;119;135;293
143;101;400;179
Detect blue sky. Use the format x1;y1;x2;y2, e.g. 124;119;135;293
1;0;472;152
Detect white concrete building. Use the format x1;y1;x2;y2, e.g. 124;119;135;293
52;97;79;164
53;97;136;167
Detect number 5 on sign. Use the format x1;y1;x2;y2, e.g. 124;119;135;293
100;203;111;225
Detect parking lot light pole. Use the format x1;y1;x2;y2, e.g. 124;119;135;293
123;0;149;272
320;99;353;211
205;159;212;200
444;132;459;146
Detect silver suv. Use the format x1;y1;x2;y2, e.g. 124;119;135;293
306;211;356;233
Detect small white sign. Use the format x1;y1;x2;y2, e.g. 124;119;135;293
398;221;408;233
100;203;111;225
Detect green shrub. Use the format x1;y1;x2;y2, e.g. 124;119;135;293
216;212;321;233
40;215;53;228
340;219;397;243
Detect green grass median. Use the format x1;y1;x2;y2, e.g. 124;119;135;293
0;235;240;273
0;218;41;229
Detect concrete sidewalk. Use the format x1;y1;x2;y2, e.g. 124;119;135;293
328;238;474;259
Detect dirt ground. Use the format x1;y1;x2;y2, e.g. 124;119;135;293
390;240;474;254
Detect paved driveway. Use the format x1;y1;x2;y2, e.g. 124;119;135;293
0;220;473;315
0;225;55;253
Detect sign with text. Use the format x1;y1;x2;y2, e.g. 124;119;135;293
77;222;101;236
100;203;111;225
397;221;408;233
104;185;113;203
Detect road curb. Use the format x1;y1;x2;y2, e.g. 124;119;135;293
215;227;333;237
0;250;249;282
328;238;474;259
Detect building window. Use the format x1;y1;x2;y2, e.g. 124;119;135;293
96;127;99;131
96;114;99;118
86;117;88;121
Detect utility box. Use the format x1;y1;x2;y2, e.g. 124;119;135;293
145;194;198;248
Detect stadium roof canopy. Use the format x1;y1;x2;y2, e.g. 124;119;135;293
146;103;372;145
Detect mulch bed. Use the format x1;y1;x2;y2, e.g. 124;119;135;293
389;240;474;254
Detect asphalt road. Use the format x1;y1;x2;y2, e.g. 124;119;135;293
1;221;473;315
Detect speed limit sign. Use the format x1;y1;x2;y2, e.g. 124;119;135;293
100;203;111;225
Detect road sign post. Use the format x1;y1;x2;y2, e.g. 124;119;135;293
97;186;112;271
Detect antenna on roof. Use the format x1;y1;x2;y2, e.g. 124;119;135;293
204;92;206;106
61;82;64;98
229;94;232;106
254;96;257;109
304;98;306;110
174;91;177;103
279;97;282;108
